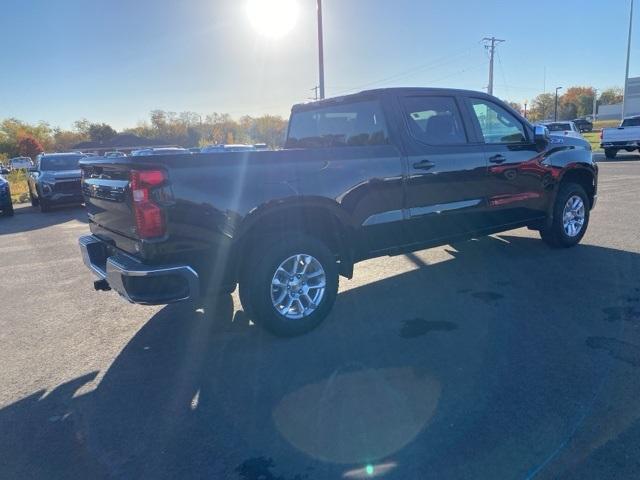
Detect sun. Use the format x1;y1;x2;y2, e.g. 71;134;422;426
246;0;299;38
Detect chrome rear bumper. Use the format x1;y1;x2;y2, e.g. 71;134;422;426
79;235;199;305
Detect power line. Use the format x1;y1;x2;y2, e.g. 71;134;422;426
331;45;481;96
496;49;509;98
482;36;505;96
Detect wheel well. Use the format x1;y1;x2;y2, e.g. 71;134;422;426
560;169;596;207
236;206;354;280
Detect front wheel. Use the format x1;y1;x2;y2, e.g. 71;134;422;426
540;182;590;248
239;235;339;337
605;148;618;160
3;203;14;217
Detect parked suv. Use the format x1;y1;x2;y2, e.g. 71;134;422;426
28;153;85;212
79;88;598;336
572;118;593;133
8;157;33;170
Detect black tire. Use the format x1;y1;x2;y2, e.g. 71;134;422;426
3;203;14;217
539;182;590;248
39;199;51;213
239;235;339;337
605;148;618;160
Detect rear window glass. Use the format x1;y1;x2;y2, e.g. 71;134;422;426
546;123;572;132
286;100;389;148
622;118;640;127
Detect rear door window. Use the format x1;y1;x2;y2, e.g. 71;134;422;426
401;96;468;145
286;100;390;148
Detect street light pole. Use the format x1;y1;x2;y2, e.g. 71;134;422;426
317;0;325;99
523;100;528;119
623;0;635;119
593;89;598;122
554;87;563;121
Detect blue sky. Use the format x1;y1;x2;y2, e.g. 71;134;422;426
0;0;637;129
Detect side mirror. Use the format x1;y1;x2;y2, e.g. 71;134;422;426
534;125;550;147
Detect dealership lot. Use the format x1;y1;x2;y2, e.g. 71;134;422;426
1;158;640;479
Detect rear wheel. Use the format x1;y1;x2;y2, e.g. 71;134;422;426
3;203;14;217
239;235;339;337
540;182;590;248
605;148;618;160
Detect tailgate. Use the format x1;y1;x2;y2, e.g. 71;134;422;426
81;162;138;240
603;126;640;142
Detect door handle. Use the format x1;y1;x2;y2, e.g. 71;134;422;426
413;159;435;170
489;154;507;164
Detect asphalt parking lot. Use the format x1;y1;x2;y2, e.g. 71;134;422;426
1;155;640;480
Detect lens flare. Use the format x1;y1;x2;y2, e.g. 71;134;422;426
246;0;299;38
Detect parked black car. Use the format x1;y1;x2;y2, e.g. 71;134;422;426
572;118;593;133
28;153;85;212
0;169;14;217
79;88;598;336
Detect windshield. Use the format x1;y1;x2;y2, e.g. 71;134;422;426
40;155;83;171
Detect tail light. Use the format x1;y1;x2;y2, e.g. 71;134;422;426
130;169;166;239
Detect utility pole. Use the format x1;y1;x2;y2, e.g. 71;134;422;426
317;0;325;99
555;86;563;122
483;36;505;96
623;0;634;119
593;89;598;122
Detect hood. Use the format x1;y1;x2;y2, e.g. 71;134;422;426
549;134;590;150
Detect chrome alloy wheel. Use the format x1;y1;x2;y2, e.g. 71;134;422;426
271;254;326;320
562;195;586;237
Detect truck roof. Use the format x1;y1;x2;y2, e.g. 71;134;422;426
291;87;494;112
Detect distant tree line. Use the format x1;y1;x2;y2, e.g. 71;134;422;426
505;86;624;122
0;111;289;162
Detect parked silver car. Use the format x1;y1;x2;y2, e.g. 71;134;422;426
542;121;583;139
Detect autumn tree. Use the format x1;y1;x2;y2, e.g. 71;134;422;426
559;87;595;119
505;101;523;115
18;135;44;159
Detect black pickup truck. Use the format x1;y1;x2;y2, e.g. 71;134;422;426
79;88;597;336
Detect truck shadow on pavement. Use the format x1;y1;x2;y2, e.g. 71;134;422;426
2;235;640;479
0;204;87;235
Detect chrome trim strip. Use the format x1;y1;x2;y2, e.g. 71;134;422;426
409;199;482;218
362;209;404;227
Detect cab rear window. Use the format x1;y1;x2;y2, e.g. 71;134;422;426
286;100;390;148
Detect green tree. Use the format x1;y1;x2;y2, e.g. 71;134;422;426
529;93;556;122
88;123;117;143
599;87;624;106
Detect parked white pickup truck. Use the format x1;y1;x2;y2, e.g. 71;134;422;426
601;116;640;159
